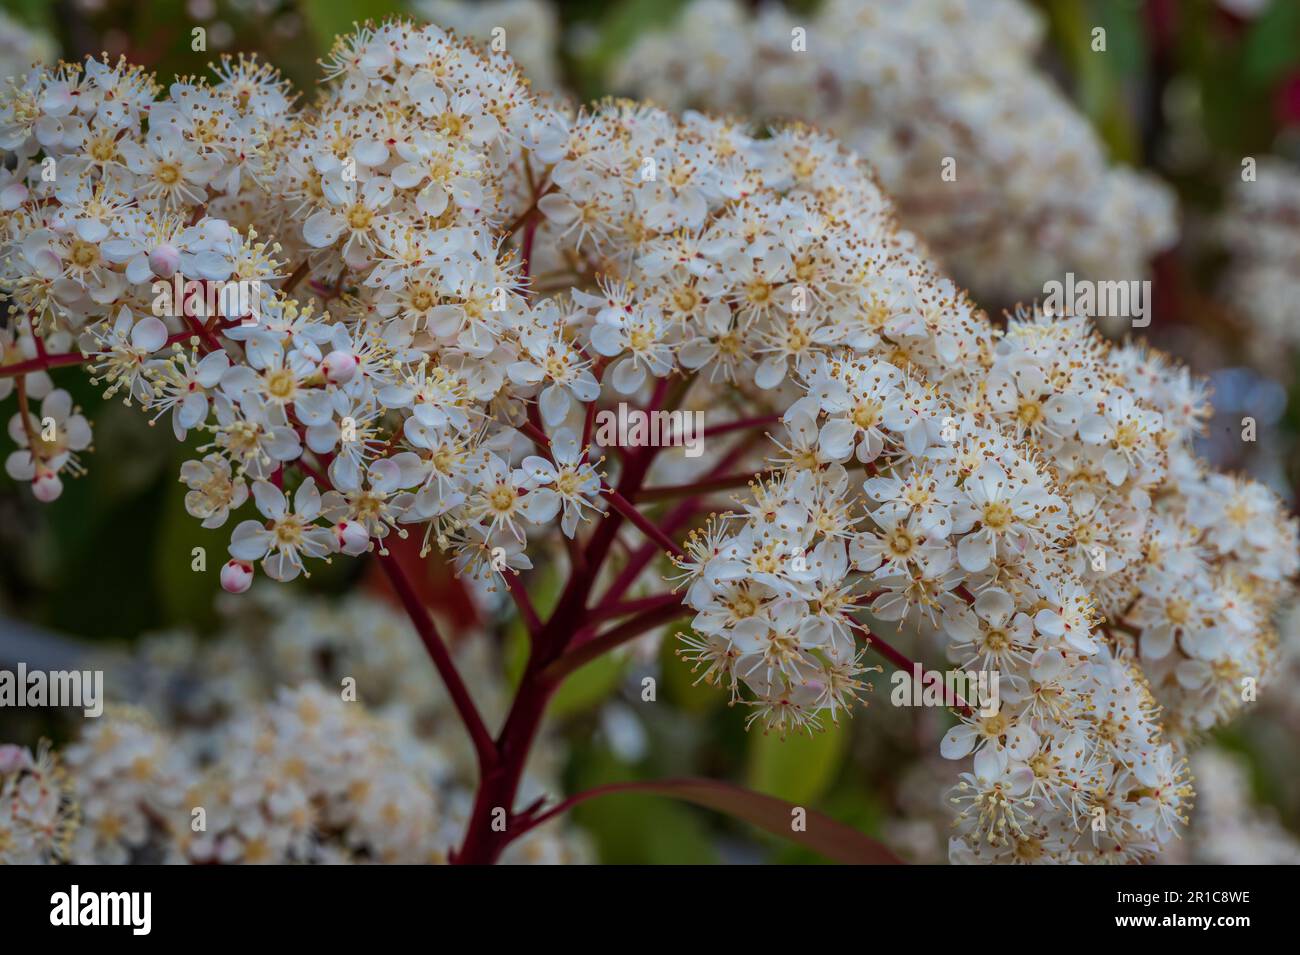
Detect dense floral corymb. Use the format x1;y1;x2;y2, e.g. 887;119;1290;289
0;17;1294;865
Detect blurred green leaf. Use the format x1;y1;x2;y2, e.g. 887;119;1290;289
659;622;723;713
298;0;403;52
549;648;628;718
770;782;890;865
569;748;718;863
153;448;222;632
571;776;902;864
570;0;690;99
746;718;848;805
1243;0;1300;87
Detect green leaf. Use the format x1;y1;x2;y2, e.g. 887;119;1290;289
571;0;692;99
770;782;890;864
1243;0;1300;87
659;623;723;713
568;748;718;863
575;789;719;864
298;0;403;52
549;649;628;719
747;718;848;805
153;449;221;631
567;777;902;864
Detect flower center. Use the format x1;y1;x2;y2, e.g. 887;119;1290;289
347;203;374;230
982;500;1013;530
265;368;296;400
68;239;100;269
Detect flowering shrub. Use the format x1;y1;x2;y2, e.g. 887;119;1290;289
0;16;1295;865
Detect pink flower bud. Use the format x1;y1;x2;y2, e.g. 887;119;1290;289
0;744;30;774
221;559;254;594
149;243;182;279
335;520;370;556
321;350;359;384
32;470;62;503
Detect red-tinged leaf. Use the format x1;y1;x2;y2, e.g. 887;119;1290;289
557;778;902;864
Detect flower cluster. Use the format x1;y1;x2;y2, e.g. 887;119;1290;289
0;11;53;82
1179;747;1300;864
415;0;561;92
1;590;587;865
1220;157;1300;351
611;0;1177;304
0;17;1293;865
0;739;77;864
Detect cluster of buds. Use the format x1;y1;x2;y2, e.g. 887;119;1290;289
0;17;1293;864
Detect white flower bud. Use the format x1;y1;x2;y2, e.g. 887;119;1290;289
0;744;30;773
321;350;359;384
335;520;370;556
149;244;182;278
32;469;63;503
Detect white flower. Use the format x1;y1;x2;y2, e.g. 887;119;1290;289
5;388;92;502
181;453;248;528
517;429;601;537
229;478;335;581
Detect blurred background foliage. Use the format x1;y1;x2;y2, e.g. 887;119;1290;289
2;0;1299;862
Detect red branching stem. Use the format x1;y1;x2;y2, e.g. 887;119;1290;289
597;432;762;610
29;316;46;360
700;413;780;439
182;312;224;354
587;592;683;624
636;468;776;502
378;553;499;770
0;330;203;380
861;623;972;715
0;350;92;378
516;419;551;455
601;485;686;557
511;781;655;839
455;440;667;862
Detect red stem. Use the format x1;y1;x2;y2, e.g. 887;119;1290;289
454;423;667;863
636;468;775;502
378;553;499;770
601;485;686;557
504;571;543;638
700;413;780;439
587;592;683;624
0;330;204;379
862;624;971;714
